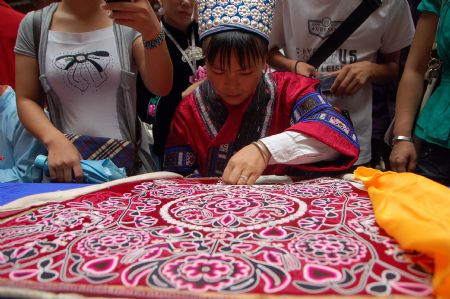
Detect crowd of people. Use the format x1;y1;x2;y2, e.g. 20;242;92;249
0;0;448;186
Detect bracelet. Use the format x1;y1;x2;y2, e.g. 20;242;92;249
293;60;301;75
392;135;414;144
252;141;270;164
143;28;165;50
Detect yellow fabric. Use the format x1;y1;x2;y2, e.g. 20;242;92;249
354;167;450;299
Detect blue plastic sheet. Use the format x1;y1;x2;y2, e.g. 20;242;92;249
34;155;127;184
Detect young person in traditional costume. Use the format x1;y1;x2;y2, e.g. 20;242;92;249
163;0;360;185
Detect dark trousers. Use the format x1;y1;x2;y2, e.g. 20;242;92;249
416;141;450;186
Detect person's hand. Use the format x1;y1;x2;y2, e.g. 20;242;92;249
294;61;317;77
222;143;269;185
46;134;83;182
181;80;205;98
390;141;417;173
330;61;373;96
102;0;160;40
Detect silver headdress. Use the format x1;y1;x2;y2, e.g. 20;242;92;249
197;0;276;42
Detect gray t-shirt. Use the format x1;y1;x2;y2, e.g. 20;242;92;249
14;3;159;172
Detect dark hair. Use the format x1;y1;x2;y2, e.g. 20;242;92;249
202;30;268;70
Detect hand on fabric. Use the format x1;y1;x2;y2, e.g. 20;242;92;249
102;0;161;40
390;141;417;173
330;61;373;96
46;135;83;183
181;80;205;99
222;143;268;185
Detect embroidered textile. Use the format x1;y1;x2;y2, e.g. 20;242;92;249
0;177;433;298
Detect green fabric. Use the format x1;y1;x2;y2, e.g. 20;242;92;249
417;0;441;15
415;0;450;148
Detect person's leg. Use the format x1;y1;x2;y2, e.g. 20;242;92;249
415;141;450;185
370;138;391;170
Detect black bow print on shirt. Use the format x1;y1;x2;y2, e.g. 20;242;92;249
54;51;112;92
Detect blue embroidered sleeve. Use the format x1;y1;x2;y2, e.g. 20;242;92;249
163;146;197;176
290;92;359;148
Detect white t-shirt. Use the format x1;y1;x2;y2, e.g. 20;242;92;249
45;26;122;139
269;0;415;164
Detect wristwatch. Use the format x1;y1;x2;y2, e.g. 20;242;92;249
392;135;414;144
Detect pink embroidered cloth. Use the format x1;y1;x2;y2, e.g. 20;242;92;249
0;175;433;298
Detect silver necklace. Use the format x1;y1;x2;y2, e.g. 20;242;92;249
161;22;203;80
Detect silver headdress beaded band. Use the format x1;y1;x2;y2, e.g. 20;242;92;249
197;0;276;42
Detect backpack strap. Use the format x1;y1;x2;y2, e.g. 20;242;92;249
113;24;146;174
308;0;382;68
32;9;43;58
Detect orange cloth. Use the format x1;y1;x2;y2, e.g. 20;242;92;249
354;167;450;299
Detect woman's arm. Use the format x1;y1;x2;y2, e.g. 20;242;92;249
268;47;317;77
15;54;83;182
103;0;173;96
390;12;439;172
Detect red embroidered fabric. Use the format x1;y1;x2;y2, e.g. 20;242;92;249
0;178;433;298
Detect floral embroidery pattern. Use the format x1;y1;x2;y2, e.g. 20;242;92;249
161;188;306;232
0;177;433;298
288;234;367;265
161;254;252;292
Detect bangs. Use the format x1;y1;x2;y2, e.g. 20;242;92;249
202;30;268;70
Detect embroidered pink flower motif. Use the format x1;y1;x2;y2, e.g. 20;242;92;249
285;185;333;198
77;230;150;257
288;234;367;265
179;208;204;222
205;197;262;214
161;254;252;292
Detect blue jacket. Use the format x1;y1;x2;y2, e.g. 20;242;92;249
0;86;46;182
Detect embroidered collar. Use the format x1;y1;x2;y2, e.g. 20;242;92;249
194;73;276;141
